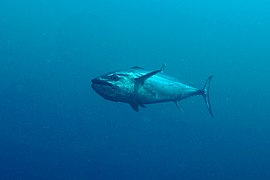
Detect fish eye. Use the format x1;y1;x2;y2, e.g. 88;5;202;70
110;74;120;81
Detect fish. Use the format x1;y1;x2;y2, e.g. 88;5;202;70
91;65;214;117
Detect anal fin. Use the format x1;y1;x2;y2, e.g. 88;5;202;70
174;101;184;112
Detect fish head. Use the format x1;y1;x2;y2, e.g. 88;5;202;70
91;72;134;102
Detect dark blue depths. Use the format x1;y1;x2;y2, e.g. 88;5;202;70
0;0;270;179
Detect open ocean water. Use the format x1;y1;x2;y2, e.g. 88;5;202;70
1;0;270;179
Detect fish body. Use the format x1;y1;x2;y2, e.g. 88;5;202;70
91;66;214;117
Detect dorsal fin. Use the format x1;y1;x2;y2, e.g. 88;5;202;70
130;66;144;69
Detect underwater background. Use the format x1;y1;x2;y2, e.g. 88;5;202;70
1;0;270;179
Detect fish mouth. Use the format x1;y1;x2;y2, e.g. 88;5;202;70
91;78;112;86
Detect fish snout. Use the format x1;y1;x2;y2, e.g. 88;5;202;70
91;78;111;86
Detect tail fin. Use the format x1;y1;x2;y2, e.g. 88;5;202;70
202;76;214;118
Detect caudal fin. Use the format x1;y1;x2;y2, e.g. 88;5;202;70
202;76;214;118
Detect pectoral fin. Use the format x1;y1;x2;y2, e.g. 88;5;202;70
134;65;165;94
135;70;161;85
132;65;165;111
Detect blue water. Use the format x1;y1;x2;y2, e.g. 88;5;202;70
1;0;270;179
